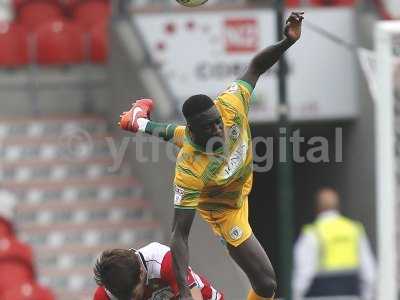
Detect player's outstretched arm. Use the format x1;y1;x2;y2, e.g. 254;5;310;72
119;99;185;148
240;11;304;88
144;122;186;148
170;208;196;300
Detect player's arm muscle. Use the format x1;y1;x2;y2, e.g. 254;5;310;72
170;208;196;299
240;39;294;87
240;12;303;88
144;121;185;147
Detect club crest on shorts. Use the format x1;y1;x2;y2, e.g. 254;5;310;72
229;124;240;140
229;226;243;241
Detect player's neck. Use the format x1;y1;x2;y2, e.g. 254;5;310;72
190;133;224;154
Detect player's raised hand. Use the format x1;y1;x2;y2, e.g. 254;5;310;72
284;11;304;42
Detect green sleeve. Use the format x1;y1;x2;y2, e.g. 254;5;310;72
145;121;177;142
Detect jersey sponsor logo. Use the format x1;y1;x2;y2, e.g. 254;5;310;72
221;142;248;179
174;186;185;205
229;226;243;241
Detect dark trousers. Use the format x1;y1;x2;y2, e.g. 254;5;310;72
305;272;360;297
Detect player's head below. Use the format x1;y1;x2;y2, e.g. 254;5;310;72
94;249;146;300
315;187;340;214
182;94;225;152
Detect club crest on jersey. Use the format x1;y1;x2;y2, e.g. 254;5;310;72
174;186;185;205
230;226;243;240
229;125;240;140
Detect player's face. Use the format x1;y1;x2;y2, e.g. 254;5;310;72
189;106;225;151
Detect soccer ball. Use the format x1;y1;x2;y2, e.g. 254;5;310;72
176;0;208;7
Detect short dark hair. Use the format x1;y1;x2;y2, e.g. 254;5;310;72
93;249;141;300
182;94;214;120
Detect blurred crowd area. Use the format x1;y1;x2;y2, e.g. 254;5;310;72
0;191;55;299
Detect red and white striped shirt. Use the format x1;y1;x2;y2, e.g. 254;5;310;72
93;242;223;300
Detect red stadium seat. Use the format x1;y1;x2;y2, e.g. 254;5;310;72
0;237;34;294
18;1;63;30
89;20;108;63
34;20;86;65
0;217;14;237
285;0;301;7
309;0;356;6
13;0;59;9
73;0;110;29
2;281;55;300
0;22;29;67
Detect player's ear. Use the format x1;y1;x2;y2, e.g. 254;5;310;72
187;124;198;141
140;267;146;280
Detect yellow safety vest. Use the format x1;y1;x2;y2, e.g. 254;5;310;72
303;215;364;272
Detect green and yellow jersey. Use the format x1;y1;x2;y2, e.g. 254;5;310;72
173;80;254;210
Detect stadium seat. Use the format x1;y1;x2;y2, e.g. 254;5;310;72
89;20;108;63
61;0;82;15
285;0;301;6
13;0;58;9
34;20;86;65
2;281;55;300
309;0;356;5
0;218;14;237
17;1;63;30
0;22;29;67
73;0;110;29
0;237;35;294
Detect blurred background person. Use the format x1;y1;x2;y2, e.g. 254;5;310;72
0;189;55;299
292;187;376;300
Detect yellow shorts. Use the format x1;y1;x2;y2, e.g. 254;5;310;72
197;197;252;247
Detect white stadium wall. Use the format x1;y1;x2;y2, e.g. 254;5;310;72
134;7;359;122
